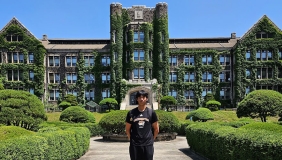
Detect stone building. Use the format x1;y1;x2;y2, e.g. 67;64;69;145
0;2;282;110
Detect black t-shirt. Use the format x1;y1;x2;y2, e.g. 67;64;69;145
126;107;158;146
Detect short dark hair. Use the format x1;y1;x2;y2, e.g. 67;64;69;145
135;90;148;99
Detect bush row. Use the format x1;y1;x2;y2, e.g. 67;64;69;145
186;122;282;160
0;127;90;160
40;121;105;137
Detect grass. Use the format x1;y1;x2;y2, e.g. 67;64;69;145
46;110;280;123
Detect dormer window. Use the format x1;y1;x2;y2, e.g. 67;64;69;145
6;34;23;42
256;32;273;39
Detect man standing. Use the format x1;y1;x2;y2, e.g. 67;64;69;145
125;90;159;160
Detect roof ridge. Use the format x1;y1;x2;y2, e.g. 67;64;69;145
0;17;37;39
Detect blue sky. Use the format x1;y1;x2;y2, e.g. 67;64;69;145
0;0;281;39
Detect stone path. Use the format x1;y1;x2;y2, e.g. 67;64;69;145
78;136;207;160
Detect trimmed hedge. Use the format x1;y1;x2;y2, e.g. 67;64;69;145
186;122;282;160
0;126;34;141
186;108;214;122
59;106;95;123
99;110;128;134
155;110;180;133
39;121;104;137
0;127;90;160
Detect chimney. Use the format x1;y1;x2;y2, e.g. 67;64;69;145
231;33;236;39
42;34;48;41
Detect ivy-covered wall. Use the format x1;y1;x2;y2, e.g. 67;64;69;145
234;16;282;105
0;24;45;98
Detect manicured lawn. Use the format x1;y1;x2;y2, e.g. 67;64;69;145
46;110;280;123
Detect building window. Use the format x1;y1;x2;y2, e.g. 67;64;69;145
134;50;145;61
85;89;94;101
279;50;282;60
49;73;60;83
160;52;164;61
7;70;23;81
84;56;94;67
84;73;95;84
49;89;59;101
256;50;272;61
133;68;144;79
102;72;110;84
114;52;118;61
184;55;194;65
66;73;77;84
184;90;194;99
101;56;110;66
184;72;195;82
7;52;24;63
202;55;212;65
168;89;177;99
6;34;23;41
134;31;144;42
256;32;273;39
49;56;60;66
202;88;212;98
219;55;230;65
169;72;177;82
202;72;212;82
257;68;272;79
66;56;77;67
219;71;230;82
246;51;251;61
169;55;177;66
28;53;34;63
245;86;250;95
102;88;110;99
67;90;77;97
246;69;251;79
29;88;34;94
29;70;34;81
220;88;230;100
256;85;272;90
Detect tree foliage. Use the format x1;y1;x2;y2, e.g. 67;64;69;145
58;101;71;111
237;90;282;122
206;100;221;111
186;108;214;122
99;98;118;111
203;93;215;107
62;94;78;106
59;106;95;123
0;90;47;131
160;96;177;110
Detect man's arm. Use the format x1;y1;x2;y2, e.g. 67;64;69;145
125;122;131;140
152;121;159;140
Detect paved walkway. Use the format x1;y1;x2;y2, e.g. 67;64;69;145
78;136;207;160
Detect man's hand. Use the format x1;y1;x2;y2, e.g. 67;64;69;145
125;122;131;140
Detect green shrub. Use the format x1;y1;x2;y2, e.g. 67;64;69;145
237;90;282;122
58;101;71;110
186;108;214;122
99;98;118;111
160;96;177;110
0;126;34;141
0;90;47;131
59;106;95;123
240;122;282;132
39;121;104;137
99;110;128;134
206;100;221;111
177;121;194;135
155;110;180;133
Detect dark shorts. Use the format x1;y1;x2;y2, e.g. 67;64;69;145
129;145;154;160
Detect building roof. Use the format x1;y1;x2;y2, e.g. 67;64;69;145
0;17;37;39
240;15;281;40
169;38;238;50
